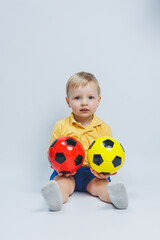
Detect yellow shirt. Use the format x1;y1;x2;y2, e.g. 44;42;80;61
47;113;112;167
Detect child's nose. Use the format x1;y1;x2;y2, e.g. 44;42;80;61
81;98;88;105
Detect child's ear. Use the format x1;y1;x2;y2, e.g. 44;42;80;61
65;97;71;107
98;96;101;105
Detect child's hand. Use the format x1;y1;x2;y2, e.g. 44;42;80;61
58;171;77;177
90;167;117;179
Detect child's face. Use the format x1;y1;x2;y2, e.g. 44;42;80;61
66;82;101;122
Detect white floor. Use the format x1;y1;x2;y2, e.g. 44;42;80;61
1;166;160;240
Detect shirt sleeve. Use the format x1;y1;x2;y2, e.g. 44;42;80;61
47;121;62;152
107;125;112;137
102;121;112;137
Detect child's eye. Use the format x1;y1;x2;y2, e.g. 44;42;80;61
74;96;80;100
89;96;94;99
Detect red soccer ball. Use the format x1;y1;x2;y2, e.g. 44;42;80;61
48;136;85;174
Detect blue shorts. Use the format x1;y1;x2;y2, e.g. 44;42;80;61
50;167;111;193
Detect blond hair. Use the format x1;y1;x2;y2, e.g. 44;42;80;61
66;72;101;96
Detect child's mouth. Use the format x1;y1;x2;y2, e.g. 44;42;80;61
80;109;89;113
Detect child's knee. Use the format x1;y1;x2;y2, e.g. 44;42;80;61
87;178;109;196
57;176;75;194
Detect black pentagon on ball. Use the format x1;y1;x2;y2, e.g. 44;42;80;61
93;154;103;166
103;139;114;148
101;172;111;175
55;152;66;164
50;139;57;148
65;138;77;146
112;156;121;167
59;171;71;175
75;154;83;166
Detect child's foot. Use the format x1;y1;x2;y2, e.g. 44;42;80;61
107;182;128;209
41;180;63;211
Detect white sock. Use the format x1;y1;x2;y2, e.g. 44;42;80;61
41;180;63;211
107;182;128;209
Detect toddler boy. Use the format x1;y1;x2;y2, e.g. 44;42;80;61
42;72;128;211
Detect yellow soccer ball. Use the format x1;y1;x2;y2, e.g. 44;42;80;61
87;137;125;174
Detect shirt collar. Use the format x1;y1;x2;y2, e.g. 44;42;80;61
70;112;102;129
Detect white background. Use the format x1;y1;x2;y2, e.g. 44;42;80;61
0;0;160;239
